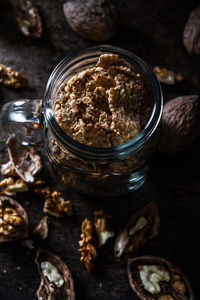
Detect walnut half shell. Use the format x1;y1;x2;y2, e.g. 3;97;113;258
114;202;160;262
128;256;194;300
0;196;28;242
35;248;75;300
7;137;42;182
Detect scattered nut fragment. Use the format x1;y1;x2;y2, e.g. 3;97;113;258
63;0;119;41
0;196;28;242
21;238;35;250
7;137;42;183
10;0;42;38
0;177;15;188
34;216;49;240
159;95;200;155
1;161;18;177
183;6;200;55
28;177;46;187
79;210;113;272
128;256;194;300
0;63;28;88
36;187;73;218
153;66;183;85
114;202;160;262
0;177;28;196
35;248;75;300
79;218;97;272
94;210;114;247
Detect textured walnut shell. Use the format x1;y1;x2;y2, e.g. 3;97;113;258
63;0;119;41
0;196;28;243
183;6;200;55
159;95;200;155
7;137;42;182
35;248;75;300
114;202;160;262
34;216;49;240
128;256;194;300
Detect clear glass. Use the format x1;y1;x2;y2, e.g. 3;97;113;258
43;45;163;196
0;45;163;196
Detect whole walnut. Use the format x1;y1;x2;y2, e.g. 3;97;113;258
183;6;200;55
159;95;200;155
63;0;119;41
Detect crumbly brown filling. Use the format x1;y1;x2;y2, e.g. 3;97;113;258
53;54;150;147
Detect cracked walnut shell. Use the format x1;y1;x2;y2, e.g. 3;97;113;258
128;256;194;300
34;216;49;240
7;137;42;183
35;248;75;300
0;196;28;242
115;202;160;261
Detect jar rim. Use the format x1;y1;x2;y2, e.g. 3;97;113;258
44;45;163;162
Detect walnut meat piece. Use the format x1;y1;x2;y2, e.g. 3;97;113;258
63;0;119;41
0;177;28;197
7;138;42;183
1;161;18;177
0;196;28;242
153;66;183;85
128;256;194;300
94;209;114;247
139;265;170;294
0;63;28;88
36;187;73;218
158;296;174;300
41;261;64;287
79;218;97;272
11;0;42;38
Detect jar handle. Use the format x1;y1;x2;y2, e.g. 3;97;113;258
0;99;43;150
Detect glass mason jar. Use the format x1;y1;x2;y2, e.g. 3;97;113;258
0;45;163;196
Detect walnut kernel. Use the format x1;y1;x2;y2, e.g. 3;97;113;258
0;63;28;88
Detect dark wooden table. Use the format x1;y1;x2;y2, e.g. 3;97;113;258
0;1;200;299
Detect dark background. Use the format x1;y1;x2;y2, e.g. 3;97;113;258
0;0;200;299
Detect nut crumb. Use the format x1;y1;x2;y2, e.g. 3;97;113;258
0;63;28;88
153;66;183;85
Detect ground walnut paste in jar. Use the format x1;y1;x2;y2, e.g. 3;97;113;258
43;46;162;195
53;54;150;147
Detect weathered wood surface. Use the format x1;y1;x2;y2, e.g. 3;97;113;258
0;0;200;299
